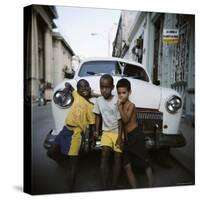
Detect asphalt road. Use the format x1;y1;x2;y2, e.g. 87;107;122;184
31;102;194;195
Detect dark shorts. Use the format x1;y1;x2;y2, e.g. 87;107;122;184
53;126;73;155
123;127;148;169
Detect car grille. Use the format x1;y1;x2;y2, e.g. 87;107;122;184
136;111;163;134
137;111;163;120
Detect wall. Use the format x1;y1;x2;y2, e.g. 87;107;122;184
112;11;195;120
52;33;74;87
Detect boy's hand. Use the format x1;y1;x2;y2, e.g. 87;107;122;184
116;136;123;150
117;98;122;105
93;130;99;138
117;99;123;110
64;82;74;93
91;90;101;98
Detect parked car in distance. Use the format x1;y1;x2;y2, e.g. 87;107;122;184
44;57;186;153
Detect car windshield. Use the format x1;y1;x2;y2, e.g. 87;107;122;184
78;60;149;82
78;61;121;76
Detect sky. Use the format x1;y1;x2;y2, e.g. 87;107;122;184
54;6;121;58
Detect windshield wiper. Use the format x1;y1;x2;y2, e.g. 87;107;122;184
86;71;96;75
86;71;106;76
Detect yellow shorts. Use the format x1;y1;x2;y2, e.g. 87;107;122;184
68;126;82;156
101;131;122;153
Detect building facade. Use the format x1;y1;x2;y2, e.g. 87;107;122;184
113;11;195;122
24;5;75;101
52;32;75;87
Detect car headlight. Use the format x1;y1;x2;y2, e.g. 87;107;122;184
166;95;182;114
53;90;74;108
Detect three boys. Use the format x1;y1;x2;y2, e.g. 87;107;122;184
50;75;152;190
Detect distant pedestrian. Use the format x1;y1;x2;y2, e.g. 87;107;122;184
93;74;123;190
116;78;152;188
38;79;46;106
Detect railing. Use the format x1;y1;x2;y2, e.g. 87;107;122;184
136;111;163;134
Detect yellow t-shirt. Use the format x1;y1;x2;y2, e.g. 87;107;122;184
65;90;95;132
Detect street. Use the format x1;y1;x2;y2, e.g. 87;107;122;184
31;102;194;195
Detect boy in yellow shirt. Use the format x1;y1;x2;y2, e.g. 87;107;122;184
51;79;99;191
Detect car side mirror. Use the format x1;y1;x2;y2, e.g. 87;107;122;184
153;80;160;86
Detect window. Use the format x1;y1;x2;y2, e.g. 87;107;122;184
78;60;149;82
123;64;149;82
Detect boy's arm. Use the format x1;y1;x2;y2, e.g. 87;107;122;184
63;82;74;93
89;124;96;146
90;90;101;98
89;124;95;135
116;119;123;149
94;114;102;137
118;101;134;124
118;119;122;140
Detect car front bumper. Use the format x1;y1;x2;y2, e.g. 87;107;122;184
44;129;186;151
145;131;186;149
43;129;102;151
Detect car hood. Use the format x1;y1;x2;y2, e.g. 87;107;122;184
77;76;161;110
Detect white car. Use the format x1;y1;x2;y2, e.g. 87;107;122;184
44;57;185;153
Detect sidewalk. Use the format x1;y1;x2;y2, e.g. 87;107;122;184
170;117;195;176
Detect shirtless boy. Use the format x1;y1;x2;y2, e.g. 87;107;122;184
116;78;152;188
